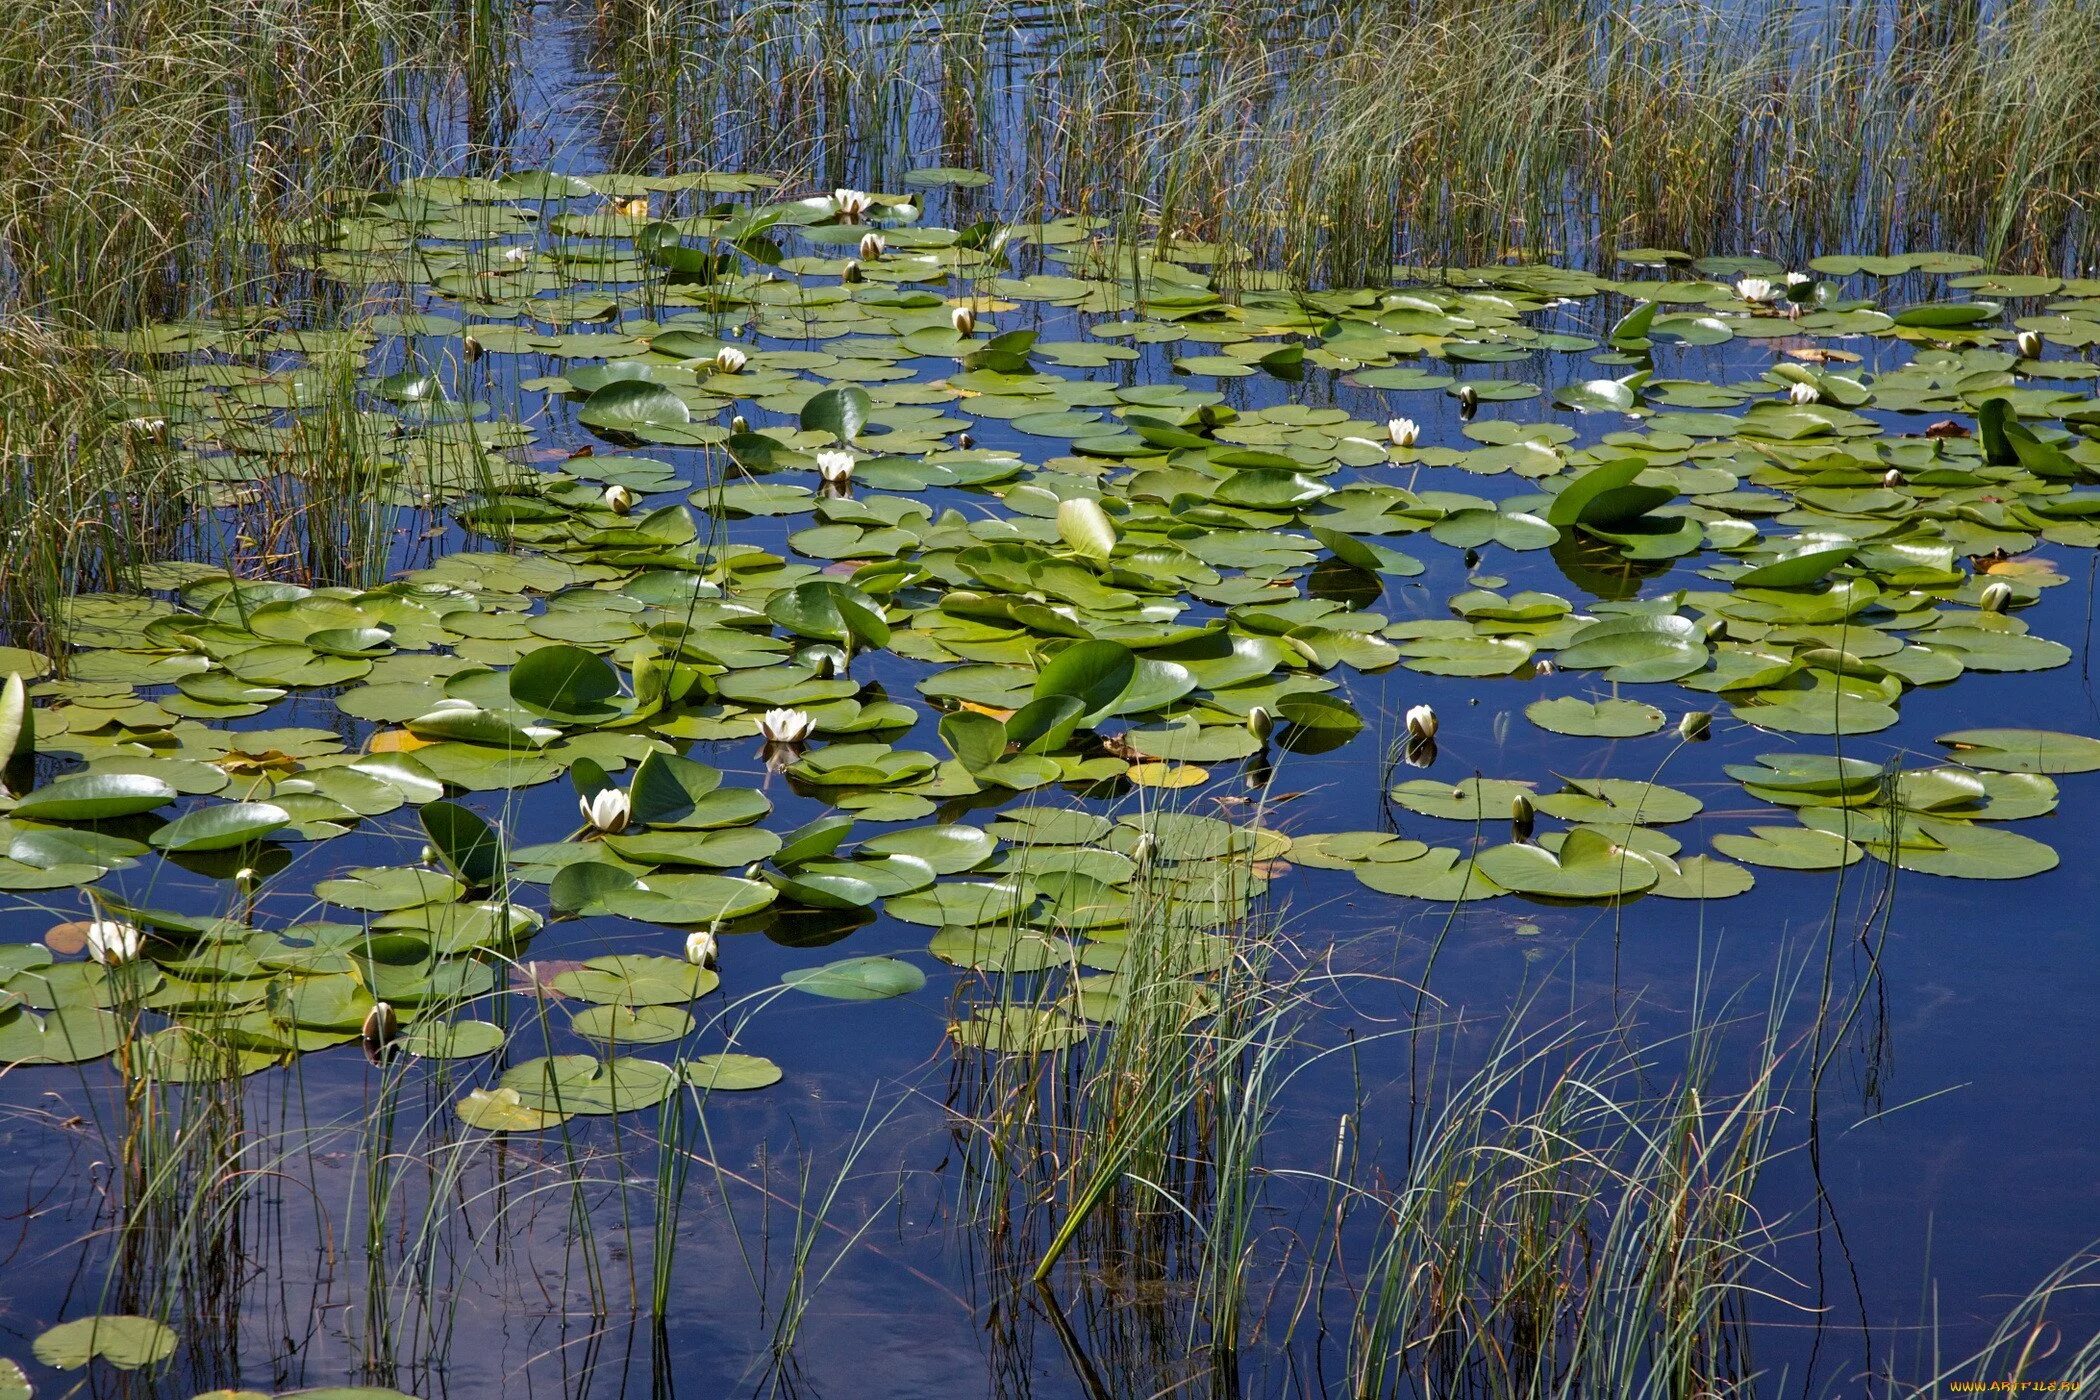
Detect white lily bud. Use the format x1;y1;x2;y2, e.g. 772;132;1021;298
1246;705;1273;740
123;416;170;444
1784;271;1813;288
685;929;718;969
1979;580;2014;613
1405;704;1438;741
2017;330;2043;360
1511;793;1535;834
84;918;143;967
603;483;636;516
1788;381;1821;405
463;334;483;362
840;258;863;284
858;232;885;262
815;450;857;484
1387;417;1419;448
1456;385;1479;412
1735;276;1774;303
730;414;749;434
758;708;816;744
950;304;977;336
832;187;873;220
1534;659;1556;677
1678;711;1713;742
235;867;261;894
1883;468;1903;489
710;346;748;375
362;1000;398;1047
580;787;631;833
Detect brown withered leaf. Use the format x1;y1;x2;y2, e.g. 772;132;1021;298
44;921;88;955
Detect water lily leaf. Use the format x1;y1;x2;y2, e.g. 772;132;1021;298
615;818;782;867
1647;854;1756;900
1801;810;2057;880
1534;778;1701;825
764;867;880;909
148;801;290;852
578;380;692;432
950;1006;1088;1053
800;384;873;442
1710;826;1862;870
1935;727;2100;774
859;823;997;873
499;1054;680;1115
570;1003;695;1045
1033;640;1135;723
1352;848;1505;902
420;800;505;886
686;1052;783;1090
456;1086;570;1132
1389;777;1536;821
510;645;625;724
884;879;1034;926
1524;697;1666;737
11;773;175;822
33;1315;177;1371
766;579;891;649
1474;829;1658;899
400;1019;506;1058
315;867;466;912
0;1004;124;1065
780;954;926;1000
1554;615;1708;682
1734;544;1854;588
627;751;751;828
0;672;31;767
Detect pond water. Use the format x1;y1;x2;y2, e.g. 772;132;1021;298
5;6;2100;1398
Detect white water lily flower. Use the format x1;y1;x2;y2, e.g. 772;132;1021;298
759;708;816;744
832;187;873;219
950;304;977;335
1735;276;1775;303
85;918;143;967
685;929;718;969
2017;329;2043;359
710;346;748;374
1788;380;1821;405
123;416;170;442
1785;271;1813;287
1387;417;1420;448
815;450;857;484
1405;704;1438;741
500;245;531;265
362;1001;399;1046
858;231;885;261
1979;580;2014;614
580;787;631;834
603;483;636;515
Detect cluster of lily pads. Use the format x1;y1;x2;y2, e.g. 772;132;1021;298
6;170;2100;1110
